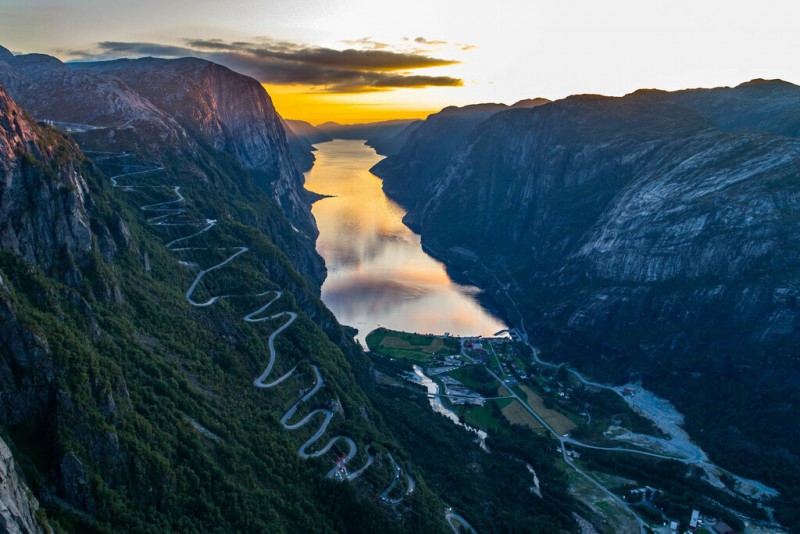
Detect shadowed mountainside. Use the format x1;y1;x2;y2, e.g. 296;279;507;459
377;81;800;527
370;98;549;208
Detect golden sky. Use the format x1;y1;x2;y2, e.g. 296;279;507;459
1;0;799;123
263;84;437;124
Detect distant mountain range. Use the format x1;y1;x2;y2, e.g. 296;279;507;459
372;79;800;527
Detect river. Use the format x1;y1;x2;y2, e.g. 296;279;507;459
305;139;506;344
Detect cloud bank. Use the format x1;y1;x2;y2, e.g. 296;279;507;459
68;38;464;93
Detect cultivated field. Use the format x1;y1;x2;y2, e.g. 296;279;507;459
519;385;577;436
501;400;544;431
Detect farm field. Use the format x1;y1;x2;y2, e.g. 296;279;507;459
519;385;578;436
366;327;460;362
501;400;545;431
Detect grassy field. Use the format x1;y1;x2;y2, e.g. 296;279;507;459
446;365;498;391
365;328;460;362
501;400;545;431
519;385;578;436
462;399;514;433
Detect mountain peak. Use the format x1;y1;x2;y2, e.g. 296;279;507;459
511;97;551;108
0;45;13;62
0;84;40;167
737;77;798;88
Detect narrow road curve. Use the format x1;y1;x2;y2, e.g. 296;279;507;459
446;511;479;534
380;452;414;505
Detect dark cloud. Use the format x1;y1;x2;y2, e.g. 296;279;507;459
69;38;462;93
97;41;196;57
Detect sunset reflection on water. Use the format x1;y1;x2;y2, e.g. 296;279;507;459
305;139;506;344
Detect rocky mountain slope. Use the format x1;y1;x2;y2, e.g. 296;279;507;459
282;119;331;172
0;83;99;280
0;69;455;531
659;78;800;137
74;57;318;238
0;46;188;151
371;99;549;208
381;82;800;527
0;437;42;534
364;119;423;156
0;49;327;290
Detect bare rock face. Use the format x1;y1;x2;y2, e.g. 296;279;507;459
0;84;93;275
0;51;189;155
75;58;318;237
0;437;44;534
371;100;549;209
414;92;800;361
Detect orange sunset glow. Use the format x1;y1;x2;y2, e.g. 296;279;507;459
263;84;436;124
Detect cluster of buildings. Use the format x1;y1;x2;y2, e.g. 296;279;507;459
440;375;485;406
683;509;736;534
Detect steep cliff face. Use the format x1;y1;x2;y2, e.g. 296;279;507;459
0;49;188;154
0;83;99;280
371;99;548;209
0;47;325;286
0;437;43;534
75;58;317;237
420;97;799;350
397;87;800;523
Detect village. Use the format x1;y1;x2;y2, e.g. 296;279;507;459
365;327;782;534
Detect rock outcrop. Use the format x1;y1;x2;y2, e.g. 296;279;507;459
0;83;94;278
0;49;188;153
0;437;43;534
75;58;317;237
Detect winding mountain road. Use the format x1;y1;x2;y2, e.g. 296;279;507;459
103;155;409;499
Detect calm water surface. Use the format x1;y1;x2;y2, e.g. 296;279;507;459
305;139;506;344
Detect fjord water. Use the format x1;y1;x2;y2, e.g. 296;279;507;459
305;139;505;344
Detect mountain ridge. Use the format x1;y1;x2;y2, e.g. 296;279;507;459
72;57;319;238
